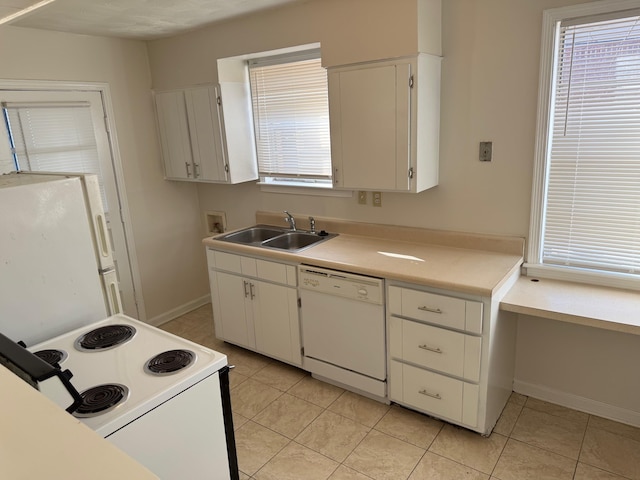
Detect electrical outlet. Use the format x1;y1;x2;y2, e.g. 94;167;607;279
358;191;367;205
479;141;493;162
373;191;382;207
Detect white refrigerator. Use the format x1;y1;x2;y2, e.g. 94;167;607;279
0;172;122;345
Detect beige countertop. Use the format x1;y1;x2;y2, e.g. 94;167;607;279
501;276;640;336
0;366;159;479
203;213;525;297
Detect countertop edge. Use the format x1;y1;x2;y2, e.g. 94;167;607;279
500;277;640;336
203;226;524;297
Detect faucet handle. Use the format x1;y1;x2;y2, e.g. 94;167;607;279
308;216;316;234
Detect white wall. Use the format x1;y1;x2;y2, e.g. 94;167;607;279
515;316;640;425
0;26;209;322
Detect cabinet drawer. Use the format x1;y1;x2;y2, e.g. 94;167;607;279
390;360;479;427
211;251;257;276
212;251;241;273
388;286;483;334
389;317;481;382
256;260;296;287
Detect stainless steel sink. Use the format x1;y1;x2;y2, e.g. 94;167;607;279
262;231;327;251
216;225;337;252
220;226;284;245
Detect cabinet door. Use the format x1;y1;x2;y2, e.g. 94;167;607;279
154;90;193;180
329;62;411;191
184;87;228;182
213;271;255;349
253;281;301;366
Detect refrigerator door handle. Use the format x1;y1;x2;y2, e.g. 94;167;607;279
101;269;123;315
95;213;111;260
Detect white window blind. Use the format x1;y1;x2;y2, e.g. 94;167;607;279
249;53;331;184
3;102;108;208
542;11;640;275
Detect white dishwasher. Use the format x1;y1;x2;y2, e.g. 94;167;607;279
298;265;387;400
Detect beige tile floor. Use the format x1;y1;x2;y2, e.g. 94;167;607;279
161;304;640;480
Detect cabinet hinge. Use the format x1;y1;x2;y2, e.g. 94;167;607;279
297;297;302;308
301;346;305;356
409;75;414;88
224;164;230;173
408;167;414;179
216;96;222;106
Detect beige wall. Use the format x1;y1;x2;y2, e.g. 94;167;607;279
147;0;594;238
0;26;208;323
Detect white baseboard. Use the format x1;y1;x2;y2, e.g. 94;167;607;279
513;379;640;428
146;294;211;327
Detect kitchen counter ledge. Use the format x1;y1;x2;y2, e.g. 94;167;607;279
0;366;158;479
203;213;525;297
500;277;640;336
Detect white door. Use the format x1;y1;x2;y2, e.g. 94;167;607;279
0;89;141;319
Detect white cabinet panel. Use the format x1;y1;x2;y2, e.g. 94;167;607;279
389;285;483;334
394;318;481;382
184;86;226;182
207;250;301;366
154;90;192;180
254;281;301;365
212;271;255;349
154;85;257;184
329;54;441;193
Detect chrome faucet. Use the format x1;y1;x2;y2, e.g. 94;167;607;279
308;216;316;234
284;211;297;231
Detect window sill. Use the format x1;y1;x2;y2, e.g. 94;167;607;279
258;183;353;197
500;276;640;336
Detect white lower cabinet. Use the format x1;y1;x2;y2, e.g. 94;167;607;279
388;284;513;435
390;360;479;427
207;249;301;366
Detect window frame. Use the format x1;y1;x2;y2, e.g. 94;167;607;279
527;0;640;290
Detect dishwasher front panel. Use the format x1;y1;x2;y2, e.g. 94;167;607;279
300;288;386;381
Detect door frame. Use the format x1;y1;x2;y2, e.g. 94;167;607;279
0;78;146;320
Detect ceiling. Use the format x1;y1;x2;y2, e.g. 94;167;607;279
1;0;304;40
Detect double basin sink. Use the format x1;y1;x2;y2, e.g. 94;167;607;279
216;225;337;252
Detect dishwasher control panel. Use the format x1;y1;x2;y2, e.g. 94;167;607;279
298;266;384;305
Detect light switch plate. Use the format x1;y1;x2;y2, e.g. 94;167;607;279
358;191;367;205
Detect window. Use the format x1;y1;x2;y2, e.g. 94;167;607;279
3;101;108;207
528;1;640;289
248;50;332;188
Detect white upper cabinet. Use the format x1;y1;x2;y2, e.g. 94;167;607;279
328;54;441;193
154;85;257;184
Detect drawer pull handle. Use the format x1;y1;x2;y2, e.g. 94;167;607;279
418;389;442;400
243;280;249;298
418;306;443;314
418;344;443;354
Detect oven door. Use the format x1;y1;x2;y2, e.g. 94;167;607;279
106;370;238;480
